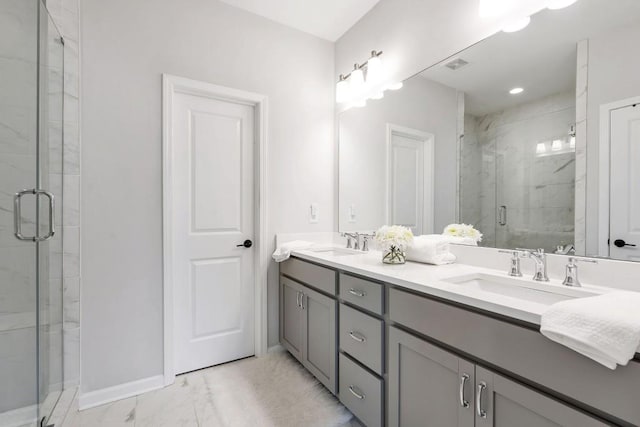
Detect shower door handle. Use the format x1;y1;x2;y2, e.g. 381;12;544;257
13;189;55;242
498;205;507;226
38;190;55;241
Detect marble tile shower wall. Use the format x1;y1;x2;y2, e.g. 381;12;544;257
462;91;576;252
46;0;81;387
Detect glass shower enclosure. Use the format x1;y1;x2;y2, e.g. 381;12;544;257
1;1;64;426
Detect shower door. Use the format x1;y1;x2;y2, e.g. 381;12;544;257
0;1;64;426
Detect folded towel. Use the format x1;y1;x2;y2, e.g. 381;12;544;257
406;235;456;265
423;234;478;246
272;240;314;262
540;291;640;369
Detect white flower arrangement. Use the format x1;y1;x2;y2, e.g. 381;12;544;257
374;225;414;250
443;223;483;243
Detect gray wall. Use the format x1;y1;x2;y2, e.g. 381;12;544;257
81;0;335;393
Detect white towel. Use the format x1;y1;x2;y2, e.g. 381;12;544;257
423;234;478;246
271;240;314;262
406;235;456;265
540;291;640;369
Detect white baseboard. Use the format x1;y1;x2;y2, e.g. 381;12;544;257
78;375;164;410
0;404;37;427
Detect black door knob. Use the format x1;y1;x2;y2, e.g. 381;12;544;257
613;239;636;248
236;239;253;248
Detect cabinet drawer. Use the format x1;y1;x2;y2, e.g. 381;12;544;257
339;353;383;427
280;258;336;295
340;303;383;374
339;273;383;315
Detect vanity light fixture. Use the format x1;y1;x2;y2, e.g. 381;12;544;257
502;16;531;32
547;0;579;10
509;87;524;94
536;142;547;154
551;139;563;151
336;50;403;106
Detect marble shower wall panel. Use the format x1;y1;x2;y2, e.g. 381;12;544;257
466;91;576;252
46;0;81;387
574;39;588;255
0;0;40;416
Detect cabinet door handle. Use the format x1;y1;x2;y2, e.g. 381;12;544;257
301;293;306;310
348;288;366;297
459;374;470;408
348;331;366;343
348;385;365;400
296;291;301;308
476;382;487;418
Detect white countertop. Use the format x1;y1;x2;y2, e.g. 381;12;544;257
290;245;614;326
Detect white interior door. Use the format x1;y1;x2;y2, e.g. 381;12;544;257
387;125;435;235
171;86;255;374
610;104;640;261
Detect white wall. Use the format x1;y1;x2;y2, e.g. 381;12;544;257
585;23;640;255
81;0;335;394
339;76;458;232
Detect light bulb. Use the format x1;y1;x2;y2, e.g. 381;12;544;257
366;54;384;87
503;16;531;32
547;0;578;10
336;77;349;104
569;136;576;148
350;67;365;98
551;139;563;151
386;82;403;90
536;142;547;154
509;87;524;95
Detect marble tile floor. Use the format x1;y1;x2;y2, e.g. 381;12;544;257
62;349;359;427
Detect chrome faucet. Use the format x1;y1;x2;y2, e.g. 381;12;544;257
498;250;523;277
517;248;549;282
341;232;359;249
562;257;597;287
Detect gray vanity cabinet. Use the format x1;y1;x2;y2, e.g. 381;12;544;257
388;326;475;427
279;274;337;394
388;325;607;427
475;366;607;427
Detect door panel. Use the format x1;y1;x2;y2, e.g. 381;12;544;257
280;277;303;360
302;285;336;394
388;326;474;427
475;366;606;427
172;85;255;374
610;104;640;260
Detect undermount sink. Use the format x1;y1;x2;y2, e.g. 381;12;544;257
308;247;361;256
442;273;601;305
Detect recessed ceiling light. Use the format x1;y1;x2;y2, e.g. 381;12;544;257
547;0;579;10
502;16;531;33
509;87;524;95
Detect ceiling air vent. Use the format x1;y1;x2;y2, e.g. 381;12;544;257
444;58;469;70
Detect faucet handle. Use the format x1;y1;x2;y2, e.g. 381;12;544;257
563;257;597;287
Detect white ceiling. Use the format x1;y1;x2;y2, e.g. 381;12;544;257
219;0;381;41
420;0;640;116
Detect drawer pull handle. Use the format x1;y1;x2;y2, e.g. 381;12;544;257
476;382;487;418
459;374;470;408
348;288;366;297
348;331;366;343
348;385;365;400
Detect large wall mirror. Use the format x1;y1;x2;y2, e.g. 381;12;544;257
338;0;640;261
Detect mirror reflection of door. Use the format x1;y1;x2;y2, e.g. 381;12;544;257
609;104;640;261
386;124;434;235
